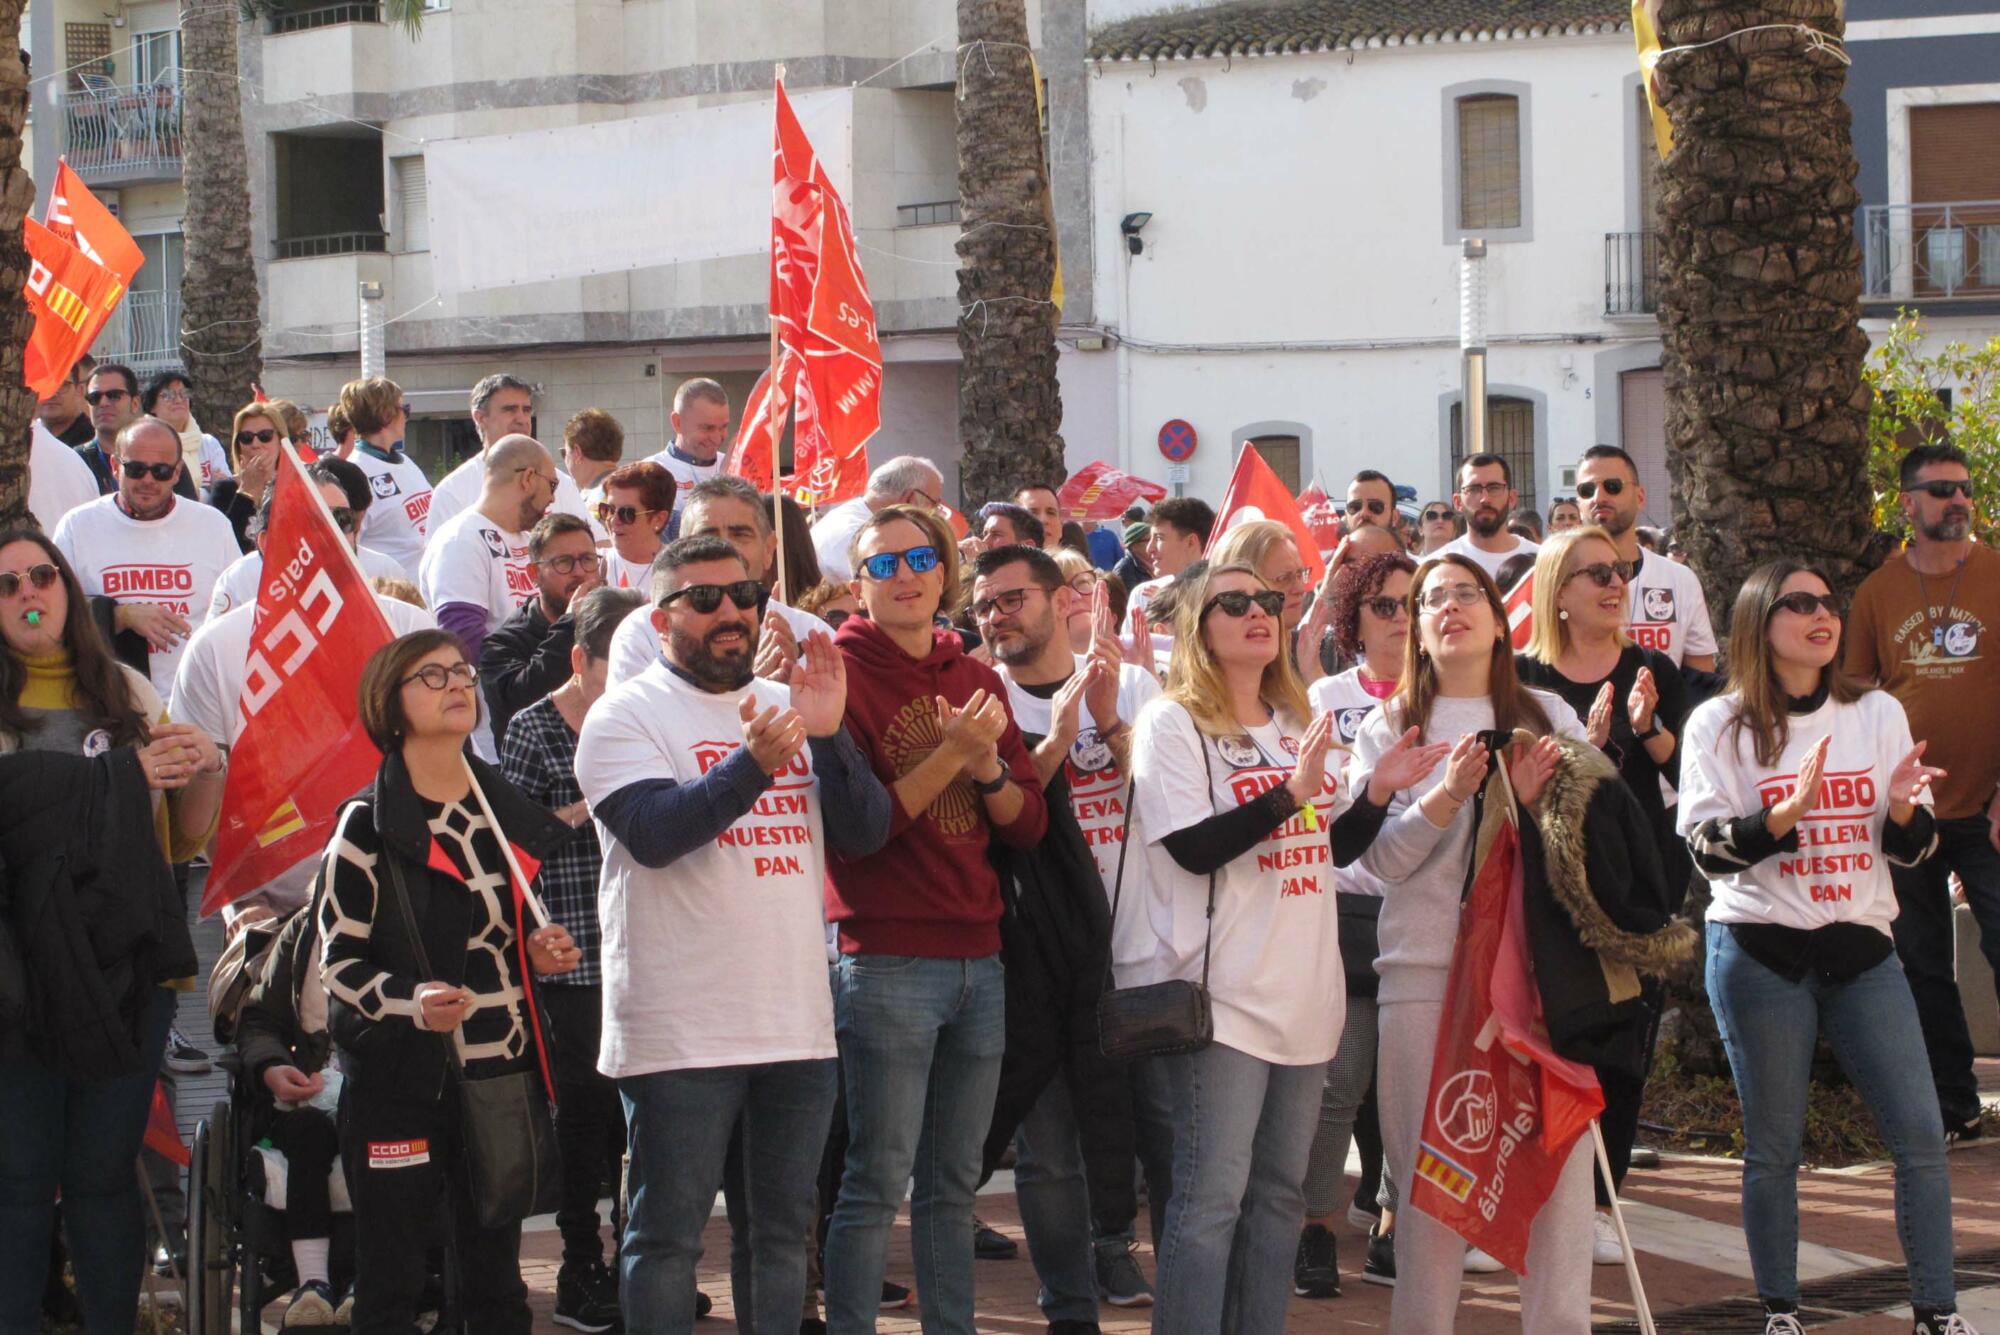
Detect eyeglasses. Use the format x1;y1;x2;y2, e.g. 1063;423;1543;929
1067;572;1099;593
328;506;359;535
154;387;190;403
0;564;60;598
970;586;1047;621
1770;591;1844;620
1575;478;1627;500
659;580;765;614
1422;508;1452;523
1345;498;1386;516
595;502;660;526
1565;560;1638;589
905;489;941;512
858;545;941;580
84;389;130;405
401;662;479;690
825;608;853;629
1419;583;1487;612
120;459;177;482
537;553;598;576
1458;482;1510;499
236;428;278;447
1267;566;1311;588
1363;595;1408;621
514;467;557;489
1203;589;1286;619
1905;479;1976;500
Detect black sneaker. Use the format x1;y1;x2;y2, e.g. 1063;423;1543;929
1046;1322;1103;1334
1361;1226;1395;1287
1095;1239;1154;1307
974;1218;1018;1260
163;1025;211;1074
553;1261;622;1333
280;1279;336;1327
1946;1114;1985;1145
879;1280;912;1309
1293;1223;1341;1298
1913;1310;1979;1334
696;1290;713;1318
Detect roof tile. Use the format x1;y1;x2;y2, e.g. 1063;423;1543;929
1088;0;1627;62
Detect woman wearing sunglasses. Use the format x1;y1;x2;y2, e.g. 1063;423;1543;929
206;402;290;551
595;461;674;591
319;630;579;1335
0;529;223;1335
1679;562;1971;1335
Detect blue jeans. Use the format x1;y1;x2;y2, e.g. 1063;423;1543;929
0;984;175;1335
618;1058;838;1335
822;954;1005;1335
1151;1042;1322;1335
1707;922;1956;1309
1013;1078;1096;1323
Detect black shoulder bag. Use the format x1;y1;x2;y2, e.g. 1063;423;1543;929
1096;736;1217;1060
383;848;561;1230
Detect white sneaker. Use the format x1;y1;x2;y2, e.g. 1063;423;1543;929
1462;1246;1504;1273
1763;1312;1806;1335
1345;1202;1381;1232
1593;1210;1626;1265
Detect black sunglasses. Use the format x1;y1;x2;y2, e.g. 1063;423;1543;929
1565;560;1638;589
595;502;660;526
120;459;178;482
236;428;278;446
328;506;359;534
824;608;852;629
0;564;60;599
1203;589;1286;619
1422;508;1452;522
85;389;130;405
1363;594;1408;620
1345;498;1387;516
659;580;765;615
1770;591;1843;620
1905;479;1975;500
1575;478;1627;500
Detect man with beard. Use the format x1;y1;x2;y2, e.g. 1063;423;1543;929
972;545;1170;1319
1436;454;1536;581
1848;442;2000;1142
1344;470;1398;538
577;535;891;1335
1574;445;1716;672
481;513;604;743
424;373;593;538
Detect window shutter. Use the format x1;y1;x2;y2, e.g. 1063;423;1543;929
396;155;429;253
1910;103;2000;205
1457;95;1521;230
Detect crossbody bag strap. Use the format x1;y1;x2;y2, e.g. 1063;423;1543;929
381;844;464;1076
1196;735;1218;991
1101;785;1138;993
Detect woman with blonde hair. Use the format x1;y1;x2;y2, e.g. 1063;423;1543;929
1209;520;1323;685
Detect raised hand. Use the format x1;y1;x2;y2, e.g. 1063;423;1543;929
1886;740;1946;823
1050;668;1090;751
1772;735;1832;835
1505;735;1563;807
788;631;848;737
1365;725;1454;805
1586;681;1615;749
1628;667;1659;734
1284;712;1336;806
1434;733;1492;805
738;695;807;776
1081;649;1121;735
753;610;800;682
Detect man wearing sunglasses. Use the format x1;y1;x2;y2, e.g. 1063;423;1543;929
1575;445;1717;673
51;417;242;700
74;362;195;501
1437;454;1536;582
810;455;947;582
481;513;603;743
1344;470;1398;537
575;534;890;1335
1847;442;2000;1144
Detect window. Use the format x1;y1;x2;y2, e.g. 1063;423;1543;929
394;155;429;253
131;30;182;87
1910;103;2000;295
1449;396;1537;511
1457;95;1521;230
1249;435;1302;494
272;128;386;258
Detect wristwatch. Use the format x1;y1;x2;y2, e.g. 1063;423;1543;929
1634;719;1662;742
970;767;1009;795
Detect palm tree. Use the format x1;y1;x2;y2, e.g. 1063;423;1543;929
1655;0;1873;620
954;0;1065;509
0;17;43;528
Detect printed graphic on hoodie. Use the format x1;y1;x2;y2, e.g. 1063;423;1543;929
881;696;980;839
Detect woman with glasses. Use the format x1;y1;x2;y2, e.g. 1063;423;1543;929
206;402;288;551
142;371;233;502
0;530;222;1335
1417;502;1460;556
1049;547;1111;655
595;461;674;591
1679;562;1970;1335
319;630;580;1335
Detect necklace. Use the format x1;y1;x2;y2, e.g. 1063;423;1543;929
1909;547;1971;653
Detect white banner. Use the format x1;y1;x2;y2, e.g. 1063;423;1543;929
424;88;854;297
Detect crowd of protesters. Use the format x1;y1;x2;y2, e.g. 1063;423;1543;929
0;360;1989;1335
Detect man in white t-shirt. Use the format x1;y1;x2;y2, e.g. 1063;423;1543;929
52;417;242;699
810;455;946;582
341;376;433;575
574;534;890;1333
27;419;99;532
1575;445;1716;672
641;378;731;533
425;373;592;539
1126;497;1214;671
1437;454;1538;583
971;544;1168;1314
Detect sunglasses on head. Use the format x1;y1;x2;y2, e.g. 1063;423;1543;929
1363;594;1408;620
1566;560;1638;589
1771;591;1843;620
1906;479;1975;500
1203;589;1286;619
858;546;941;581
85;389;130;405
0;564;59;598
595;502;660;526
970;586;1046;622
120;459;177;482
660;580;765;614
1575;478;1626;500
236;428;278;446
1345;498;1386;516
401;662;479;690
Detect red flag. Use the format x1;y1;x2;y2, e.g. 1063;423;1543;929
936;500;971;541
727;350;797;493
1297;484;1345;565
1056;460;1168;522
769;76;881;507
1212;445;1326;586
23;218;127;399
1408;808;1603;1273
203;450;396;916
1504;569;1535;650
145;1082;189;1167
45;160;145;284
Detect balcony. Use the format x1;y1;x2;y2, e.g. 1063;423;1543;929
268;2;383;34
58;76;183;188
276;231;387;260
1864;201;2000;304
93;289;182;375
1604;231;1659;317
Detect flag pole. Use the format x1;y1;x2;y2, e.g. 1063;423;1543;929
461;758;554;931
1591;1120;1658;1335
769;62;789;605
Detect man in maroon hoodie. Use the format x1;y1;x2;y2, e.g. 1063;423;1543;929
821;504;1047;1333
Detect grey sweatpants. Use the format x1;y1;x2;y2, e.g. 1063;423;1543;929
1377;998;1594;1334
1301;995;1400;1219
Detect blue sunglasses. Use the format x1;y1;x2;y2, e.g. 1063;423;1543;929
859;545;941;580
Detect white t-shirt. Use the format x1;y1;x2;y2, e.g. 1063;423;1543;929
27;421;99;532
1127;698;1351;1066
605;550;655;594
641;444;726;521
811;497;871;583
1310;667;1398;900
1678;689;1926;938
999;658;1163;969
207;545;408;619
417;508;534;635
575;662;837;1077
195;435;233;499
1624;551;1717;667
52;493;242;699
426;449;590;542
606;596;833;688
350;447;434;576
1437;532;1539;584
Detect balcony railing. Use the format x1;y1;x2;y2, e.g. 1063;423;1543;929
1605;230;1659;316
1864;201;2000;302
58;75;183;185
94;289;182;374
275;231;387;260
268;3;383;34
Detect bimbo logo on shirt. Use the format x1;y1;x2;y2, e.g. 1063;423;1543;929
1755;765;1879;904
104;563;195;596
692;736;816;876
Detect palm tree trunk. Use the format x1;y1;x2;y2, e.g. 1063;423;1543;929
955;0;1065;509
1655;0;1872;620
180;2;263;436
0;21;42;528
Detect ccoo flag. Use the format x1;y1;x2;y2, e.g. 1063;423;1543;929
45;159;145;284
1057;460;1168;522
23;217;127;399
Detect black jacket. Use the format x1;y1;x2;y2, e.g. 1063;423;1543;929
325;749;571;1100
232;892;333;1087
481;597;575;747
0;746;194;1078
206;477;258;553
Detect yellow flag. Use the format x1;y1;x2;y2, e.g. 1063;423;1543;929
1633;0;1673;157
1029;54;1065;312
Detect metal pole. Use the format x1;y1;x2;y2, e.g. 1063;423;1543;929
1592;1119;1659;1335
1460;238;1488;462
358;280;385;379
